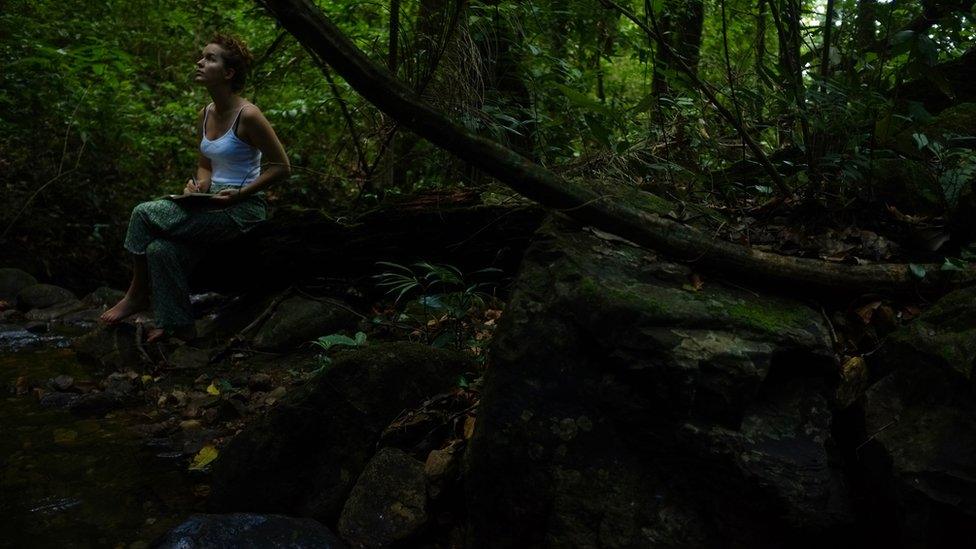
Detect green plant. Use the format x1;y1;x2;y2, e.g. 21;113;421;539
913;132;976;210
373;261;500;349
311;331;367;374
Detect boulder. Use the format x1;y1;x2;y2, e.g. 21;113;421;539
0;268;36;301
252;295;359;351
209;342;470;522
465;217;846;547
73;324;143;371
338;448;428;547
82;286;125;308
154;513;345;549
24;299;85;322
880;285;976;381
860;286;976;544
16;283;76;311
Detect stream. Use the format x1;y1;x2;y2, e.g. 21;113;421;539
0;325;202;548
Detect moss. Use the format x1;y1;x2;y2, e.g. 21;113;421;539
722;300;814;336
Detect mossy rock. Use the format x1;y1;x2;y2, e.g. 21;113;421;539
882;285;976;381
251;295;359;352
466;216;846;547
337;448;427;546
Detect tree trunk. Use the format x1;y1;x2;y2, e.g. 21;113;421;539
254;0;976;294
651;0;703;97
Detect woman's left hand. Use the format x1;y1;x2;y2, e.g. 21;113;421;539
210;188;243;207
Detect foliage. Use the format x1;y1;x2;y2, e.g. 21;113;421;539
312;330;368;373
4;0;976;285
373;261;500;349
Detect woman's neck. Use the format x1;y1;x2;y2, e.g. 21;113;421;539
208;87;242;114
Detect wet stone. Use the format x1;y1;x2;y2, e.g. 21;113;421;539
155;513;345;549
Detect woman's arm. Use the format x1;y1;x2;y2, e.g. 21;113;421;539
226;105;290;200
186;107;213;194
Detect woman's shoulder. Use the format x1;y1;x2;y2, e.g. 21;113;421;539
240;100;265;118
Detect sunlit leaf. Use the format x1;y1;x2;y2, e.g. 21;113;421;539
189;445;218;471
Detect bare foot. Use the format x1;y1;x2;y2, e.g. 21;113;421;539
99;295;149;324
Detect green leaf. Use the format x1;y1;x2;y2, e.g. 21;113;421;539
941;257;967;271
554;83;611;115
189;445;218;471
909;264;927;279
912;133;929;150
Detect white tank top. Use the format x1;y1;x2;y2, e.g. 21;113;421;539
200;103;262;187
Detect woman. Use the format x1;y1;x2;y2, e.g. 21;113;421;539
100;33;290;342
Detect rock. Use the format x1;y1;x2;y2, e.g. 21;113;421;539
39;392;80;409
167;345;211;370
154;513;345;549
251;295;358;351
24;321;48;334
0;268;37;301
209;342;470;523
68;391;128;417
860;286;976;544
24;299;86;322
338;448;428;547
73;324;143;371
681;381;850;531
465;217;845;547
82;286;125;308
52;374;74;391
424;440;464;499
881;285;976;381
16;283;77;311
248;373;273;391
104;370;140;397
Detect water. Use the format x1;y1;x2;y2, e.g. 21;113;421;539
0;346;203;548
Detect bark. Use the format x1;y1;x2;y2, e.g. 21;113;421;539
254;0;976;294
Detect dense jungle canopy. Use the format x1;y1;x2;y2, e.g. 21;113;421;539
4;0;976;291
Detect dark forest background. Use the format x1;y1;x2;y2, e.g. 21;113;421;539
3;0;976;290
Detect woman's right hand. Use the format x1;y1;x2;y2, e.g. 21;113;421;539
183;178;200;195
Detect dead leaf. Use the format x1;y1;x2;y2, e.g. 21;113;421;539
206;382;220;396
855;301;882;324
463;416;476;439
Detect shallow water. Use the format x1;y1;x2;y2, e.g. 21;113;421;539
0;346;202;548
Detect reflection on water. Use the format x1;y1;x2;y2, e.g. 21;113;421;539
0;348;202;548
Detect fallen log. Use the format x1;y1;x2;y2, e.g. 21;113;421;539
255;0;976;294
193;194;545;294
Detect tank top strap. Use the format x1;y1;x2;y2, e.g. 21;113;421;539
231;105;247;137
201;103;213;138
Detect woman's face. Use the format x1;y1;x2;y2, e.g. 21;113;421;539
194;43;232;87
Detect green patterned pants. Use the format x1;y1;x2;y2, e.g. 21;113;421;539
123;185;266;330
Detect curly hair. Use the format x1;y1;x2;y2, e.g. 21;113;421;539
209;33;254;92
